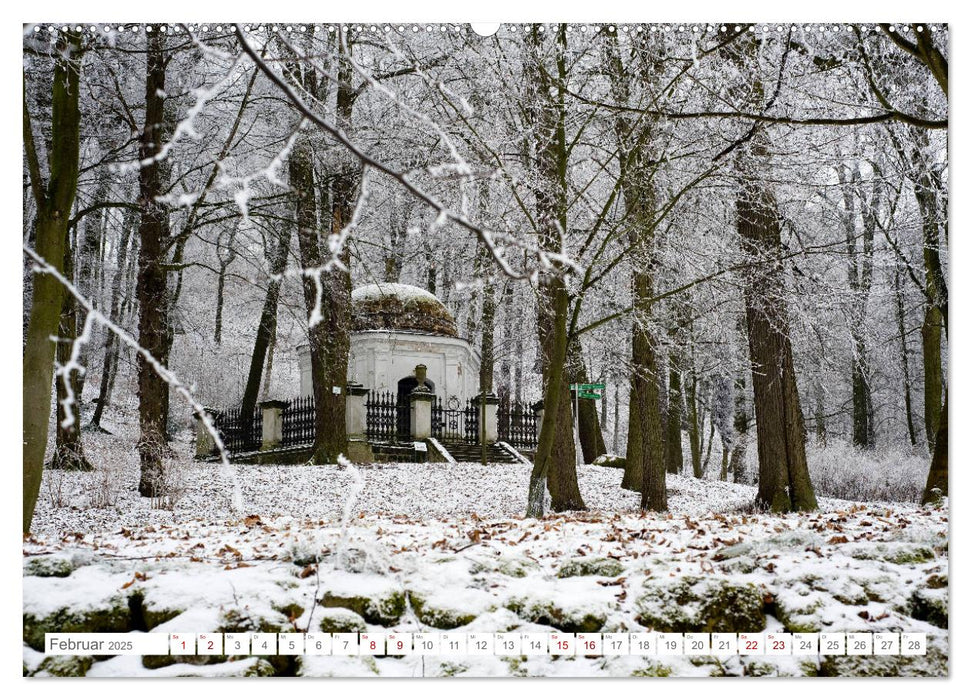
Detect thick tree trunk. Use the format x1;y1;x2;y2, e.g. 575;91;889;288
524;24;584;516
136;31;173;498
738;178;818;512
629;271;666;511
23;30;83;532
622;373;643;491
290;136;341;464
922;392;947;503
534;277;584;511
921;301;943;452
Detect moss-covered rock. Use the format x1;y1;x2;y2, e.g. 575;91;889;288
319;589;406;627
631;662;672;677
142;653;209;670
23;599;131;652
910;588;948;629
593;454;626;469
557;557;624;579
819;648;947;677
273;602;305;623
505;597;606;633
410;594;478;629
471;555;537;578
774;592;825;633
36;655;94;677
243;659;277;677
128;590;182;631
218;608;285;635
318;609;367;634
635;578;765;633
438;661;470;677
926;573;947;590
849;543;937;565
24;556;75;578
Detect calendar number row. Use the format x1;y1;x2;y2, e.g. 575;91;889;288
161;631;926;657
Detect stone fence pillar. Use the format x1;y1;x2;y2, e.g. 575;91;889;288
410;387;433;440
410;364;433;440
345;382;369;438
194;407;218;458
259;399;288;451
476;393;500;444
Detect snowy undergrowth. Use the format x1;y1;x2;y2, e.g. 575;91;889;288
24;439;948;678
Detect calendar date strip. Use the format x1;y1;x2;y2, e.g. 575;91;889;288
45;631;927;657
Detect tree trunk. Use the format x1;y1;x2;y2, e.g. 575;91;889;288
239;225;291;427
921;300;943;453
525;24;584;516
629;270;666;511
664;364;684;474
738;177;818;512
49;246;91;471
91;209;136;431
569;340;607;464
136;31;173;498
893;265;918;447
730;371;749;483
23;30;83;532
478;241;496;465
686;371;703;478
922;392;947;503
622;372;643;491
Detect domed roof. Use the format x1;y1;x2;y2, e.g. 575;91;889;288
351;283;458;337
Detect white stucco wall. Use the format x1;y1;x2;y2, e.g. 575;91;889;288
299;331;482;403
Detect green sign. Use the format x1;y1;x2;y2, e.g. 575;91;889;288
570;382;606;391
578;391;602;400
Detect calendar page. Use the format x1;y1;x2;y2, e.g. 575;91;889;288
21;6;949;683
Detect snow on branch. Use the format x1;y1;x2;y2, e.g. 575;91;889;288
233;24;580;282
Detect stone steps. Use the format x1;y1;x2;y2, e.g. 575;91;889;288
439;442;519;464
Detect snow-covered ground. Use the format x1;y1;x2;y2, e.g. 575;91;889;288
24;435;948;677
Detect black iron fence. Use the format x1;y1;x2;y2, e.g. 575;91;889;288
365;391;410;442
209;390;538;456
497;398;539;450
212;405;263;454
432;396;478;444
282;395;315;447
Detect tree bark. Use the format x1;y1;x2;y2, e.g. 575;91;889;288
922;392;947;503
136;30;173;498
738;177;818;512
525;24;584;516
23;30;83;532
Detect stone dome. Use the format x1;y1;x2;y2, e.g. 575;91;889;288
351;283;458;337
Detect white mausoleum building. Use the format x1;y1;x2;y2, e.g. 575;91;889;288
298;283;481;403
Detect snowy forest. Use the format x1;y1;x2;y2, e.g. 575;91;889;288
22;23;948;679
